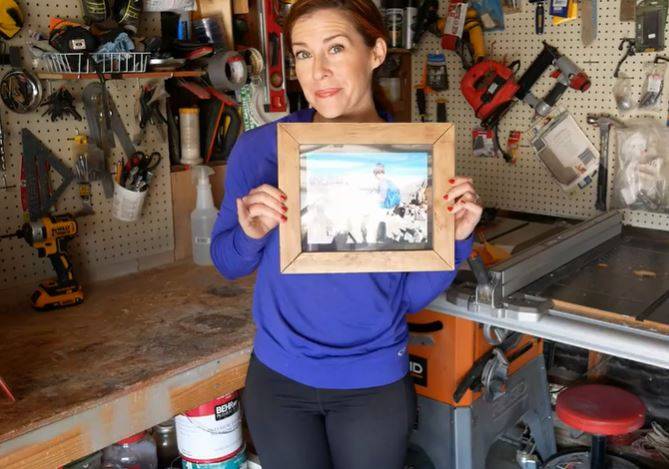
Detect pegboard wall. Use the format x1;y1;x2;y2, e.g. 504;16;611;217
412;0;669;231
0;3;174;289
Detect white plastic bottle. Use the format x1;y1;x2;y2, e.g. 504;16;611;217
191;165;218;266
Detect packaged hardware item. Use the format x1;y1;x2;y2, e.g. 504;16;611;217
529;110;599;192
638;60;667;109
614;119;669;212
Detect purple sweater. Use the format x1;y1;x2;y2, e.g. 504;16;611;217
210;108;473;389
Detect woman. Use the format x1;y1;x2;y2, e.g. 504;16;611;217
373;163;400;209
210;0;483;467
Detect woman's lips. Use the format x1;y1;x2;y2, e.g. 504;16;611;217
315;88;341;98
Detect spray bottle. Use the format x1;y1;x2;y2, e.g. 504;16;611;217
191;166;218;266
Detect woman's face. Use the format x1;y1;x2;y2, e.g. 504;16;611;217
290;9;386;120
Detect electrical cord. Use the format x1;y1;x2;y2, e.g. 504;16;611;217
493;123;514;163
488;61;520;163
632;421;669;461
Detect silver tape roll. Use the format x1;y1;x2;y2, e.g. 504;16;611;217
207;50;248;91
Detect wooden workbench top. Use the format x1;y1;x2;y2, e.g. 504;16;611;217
0;262;255;467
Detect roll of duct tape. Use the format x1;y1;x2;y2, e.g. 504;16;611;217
207;51;248;91
243;48;264;77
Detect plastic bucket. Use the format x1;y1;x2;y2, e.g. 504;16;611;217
176;392;243;464
112;182;147;222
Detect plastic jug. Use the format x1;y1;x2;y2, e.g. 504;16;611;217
101;432;157;469
191;166;218;266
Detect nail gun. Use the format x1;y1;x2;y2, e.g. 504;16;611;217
461;41;590;130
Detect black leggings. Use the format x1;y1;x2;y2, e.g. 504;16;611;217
242;354;417;469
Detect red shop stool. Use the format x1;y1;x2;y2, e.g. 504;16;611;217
547;384;646;469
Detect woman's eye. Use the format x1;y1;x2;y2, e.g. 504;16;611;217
294;50;310;60
329;44;344;54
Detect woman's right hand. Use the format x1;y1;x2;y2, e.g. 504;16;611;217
236;184;287;240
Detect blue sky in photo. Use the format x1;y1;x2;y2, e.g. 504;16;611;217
305;152;429;178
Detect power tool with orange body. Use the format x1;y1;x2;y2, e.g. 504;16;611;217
405;213;626;468
406;253;557;468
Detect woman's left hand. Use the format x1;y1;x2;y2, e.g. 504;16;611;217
444;176;483;241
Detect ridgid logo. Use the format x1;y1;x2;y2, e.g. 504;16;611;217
215;399;239;420
409;355;427;387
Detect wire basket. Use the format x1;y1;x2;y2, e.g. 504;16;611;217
41;52;151;74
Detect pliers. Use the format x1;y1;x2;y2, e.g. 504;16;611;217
135;85;168;145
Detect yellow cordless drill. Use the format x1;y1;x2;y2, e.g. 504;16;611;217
1;214;84;310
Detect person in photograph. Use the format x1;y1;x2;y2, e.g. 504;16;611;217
210;0;484;467
373;162;401;209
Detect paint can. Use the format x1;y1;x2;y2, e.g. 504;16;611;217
175;392;243;464
180;445;247;468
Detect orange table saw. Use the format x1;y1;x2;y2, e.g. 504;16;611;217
405;210;669;468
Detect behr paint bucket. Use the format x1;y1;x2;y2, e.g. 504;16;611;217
175;392;243;464
181;445;247;469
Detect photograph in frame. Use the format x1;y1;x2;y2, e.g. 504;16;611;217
278;122;455;274
300;143;433;253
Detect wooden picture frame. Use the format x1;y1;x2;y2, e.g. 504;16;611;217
277;123;455;274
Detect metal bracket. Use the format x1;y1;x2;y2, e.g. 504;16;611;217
481;348;509;401
502;293;553;321
446;286;551;322
483;324;510;345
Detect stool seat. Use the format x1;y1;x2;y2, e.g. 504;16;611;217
556;384;646;436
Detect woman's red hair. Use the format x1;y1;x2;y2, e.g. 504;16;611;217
284;0;388;49
283;0;392;114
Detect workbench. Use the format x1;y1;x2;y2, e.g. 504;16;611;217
2;214;668;468
0;263;255;468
